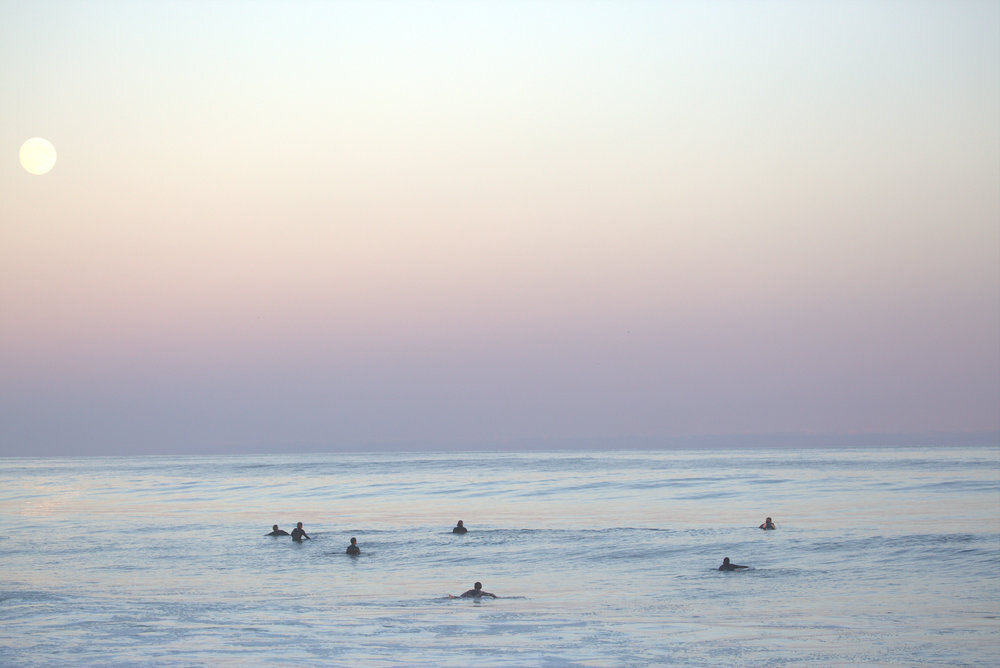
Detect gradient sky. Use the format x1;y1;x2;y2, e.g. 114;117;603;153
1;0;998;455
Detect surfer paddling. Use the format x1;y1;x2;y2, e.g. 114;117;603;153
719;557;749;571
450;582;497;599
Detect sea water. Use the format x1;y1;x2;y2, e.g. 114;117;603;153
1;446;998;666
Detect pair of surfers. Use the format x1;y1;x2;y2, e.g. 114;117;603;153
266;522;309;541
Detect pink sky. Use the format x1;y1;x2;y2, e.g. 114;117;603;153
1;1;997;454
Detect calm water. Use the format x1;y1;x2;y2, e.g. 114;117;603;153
1;446;998;666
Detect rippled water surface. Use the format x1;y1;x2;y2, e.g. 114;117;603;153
2;446;999;666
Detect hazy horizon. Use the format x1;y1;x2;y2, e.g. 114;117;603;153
2;430;997;458
2;1;998;457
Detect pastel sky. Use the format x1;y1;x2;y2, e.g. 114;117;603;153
1;0;998;455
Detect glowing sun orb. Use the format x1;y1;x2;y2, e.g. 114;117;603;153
19;137;57;175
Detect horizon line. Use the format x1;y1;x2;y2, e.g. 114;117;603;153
4;429;997;458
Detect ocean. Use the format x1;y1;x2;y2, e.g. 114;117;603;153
1;446;998;666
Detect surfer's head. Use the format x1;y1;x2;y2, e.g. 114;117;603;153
473;582;482;590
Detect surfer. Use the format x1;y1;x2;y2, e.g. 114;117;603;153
452;520;468;534
454;582;496;599
759;517;776;530
346;537;360;555
719;557;749;571
291;522;310;541
265;524;289;536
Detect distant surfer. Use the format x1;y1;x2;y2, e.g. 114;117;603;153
291;522;310;541
346;537;360;555
266;524;289;536
759;517;776;530
451;582;496;599
719;557;749;571
452;520;468;534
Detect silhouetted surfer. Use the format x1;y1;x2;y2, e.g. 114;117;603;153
759;517;776;530
452;582;496;599
452;520;468;534
346;537;360;555
291;522;310;541
266;524;289;536
719;557;749;571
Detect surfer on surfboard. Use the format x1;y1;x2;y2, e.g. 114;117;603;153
291;522;310;541
719;557;749;571
449;582;497;599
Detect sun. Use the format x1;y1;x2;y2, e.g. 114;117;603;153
19;137;57;175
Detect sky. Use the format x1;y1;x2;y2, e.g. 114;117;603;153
1;0;998;456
